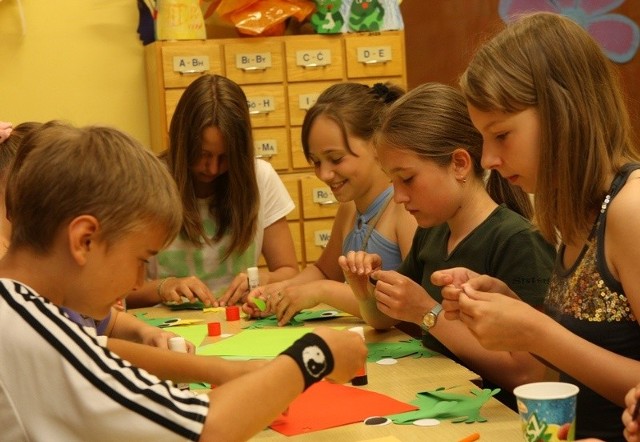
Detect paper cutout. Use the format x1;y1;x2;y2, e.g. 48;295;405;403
244;315;303;329
386;387;500;424
165;300;206;310
245;309;347;329
196;328;313;358
168;324;209;348
134;313;203;328
295;309;349;321
270;381;417;436
253;298;267;312
366;338;438;362
364;416;391;426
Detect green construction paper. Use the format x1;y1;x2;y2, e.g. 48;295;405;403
366;339;439;362
196;328;314;359
294;309;347;321
254;298;266;312
134;313;180;328
189;382;211;390
169;324;208;348
386;387;500;424
165;300;206;310
244;309;344;329
244;315;303;329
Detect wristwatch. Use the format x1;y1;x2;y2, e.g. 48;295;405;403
421;303;443;331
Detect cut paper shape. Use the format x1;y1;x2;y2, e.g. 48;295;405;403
134;313;203;328
413;418;440;426
386;387;501;425
168;324;208;348
364;416;391;426
196;328;314;358
244;315;303;329
165;300;207;310
189;382;211;390
269;381;417;436
376;358;398;366
135;313;179;328
366;338;438;362
253;298;267;312
244;309;346;329
294;309;349;321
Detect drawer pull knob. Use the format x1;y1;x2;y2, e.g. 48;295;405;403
179;68;207;75
241;66;267;72
363;59;388;65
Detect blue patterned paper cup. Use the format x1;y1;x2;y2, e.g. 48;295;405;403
513;382;579;442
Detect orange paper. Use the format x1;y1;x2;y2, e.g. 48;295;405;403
269;381;417;436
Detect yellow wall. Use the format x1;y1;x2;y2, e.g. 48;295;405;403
0;0;151;146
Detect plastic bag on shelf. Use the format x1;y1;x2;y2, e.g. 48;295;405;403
221;0;315;37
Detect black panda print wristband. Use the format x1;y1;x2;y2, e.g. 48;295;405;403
280;333;335;391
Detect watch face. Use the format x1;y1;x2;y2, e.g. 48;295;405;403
423;313;435;328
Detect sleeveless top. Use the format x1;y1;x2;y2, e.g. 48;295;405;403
342;186;403;270
544;164;640;442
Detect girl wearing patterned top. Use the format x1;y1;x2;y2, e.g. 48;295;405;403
244;82;417;326
437;13;640;441
126;74;298;309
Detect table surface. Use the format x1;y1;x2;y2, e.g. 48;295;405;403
130;305;524;442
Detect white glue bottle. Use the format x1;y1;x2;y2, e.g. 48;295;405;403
168;336;189;390
247;267;260;291
349;326;368;386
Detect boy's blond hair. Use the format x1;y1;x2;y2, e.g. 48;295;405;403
6;122;182;253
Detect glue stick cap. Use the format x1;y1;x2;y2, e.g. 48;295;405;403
168;336;187;353
349;326;365;340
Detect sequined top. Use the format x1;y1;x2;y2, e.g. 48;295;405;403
545;164;640;442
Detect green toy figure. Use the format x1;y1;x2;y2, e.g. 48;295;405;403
349;0;385;32
311;0;345;34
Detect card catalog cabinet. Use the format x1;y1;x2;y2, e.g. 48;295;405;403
145;31;407;267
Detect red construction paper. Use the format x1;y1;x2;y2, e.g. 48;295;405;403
269;381;418;436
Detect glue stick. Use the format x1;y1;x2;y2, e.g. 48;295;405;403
349;326;368;386
247;267;260;291
168;337;189;390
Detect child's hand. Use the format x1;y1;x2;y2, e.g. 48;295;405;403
623;383;640;441
242;286;273;318
143;329;195;353
312;326;367;384
338;251;382;301
159;276;215;306
274;283;320;327
219;272;252;306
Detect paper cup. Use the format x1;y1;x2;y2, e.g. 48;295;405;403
513;382;579;442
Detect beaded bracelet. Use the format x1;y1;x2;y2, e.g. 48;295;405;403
280;333;334;391
157;277;175;299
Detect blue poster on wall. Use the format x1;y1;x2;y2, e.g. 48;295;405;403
498;0;639;63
